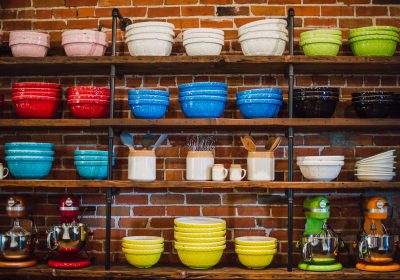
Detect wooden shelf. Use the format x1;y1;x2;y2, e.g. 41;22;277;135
1;118;399;131
1;55;399;76
0;180;399;190
1;265;399;279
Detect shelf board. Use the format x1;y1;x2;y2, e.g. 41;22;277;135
1;265;400;279
0;119;91;128
1;55;399;76
0;180;398;189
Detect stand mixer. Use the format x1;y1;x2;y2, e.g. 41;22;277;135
47;194;91;269
355;196;400;272
297;196;343;272
0;195;38;268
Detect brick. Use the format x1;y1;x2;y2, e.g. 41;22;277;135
150;194;184;205
167;18;199;28
187;194;221;204
166;206;200;216
53;9;77;19
148;7;180;17
33;20;66;30
3;21;32;31
64;135;97;145
356;6;388;16
134;206;165;216
342;0;371;3
99;0;131;6
286;6;320;16
223;194;257;204
78;8;95;18
217;6;249;16
303;0;335;3
237;206;270;216
0;0;31;8
182;6;215;16
201;0;231;3
118;218;148;228
250;6;286;16
269;0;301;3
374;136;400;146
200;19;233;28
67;19;99;29
203;206;236;216
94;229;126;239
66;0;98;6
166;0;198;4
85;218;114;228
114;195;148;205
304;18;337;27
225;217;255;228
321;6;354;17
32;0;64;7
149;217;174;228
339;18;373;29
132;0;163;5
97;206;130;216
234;0;267;3
257;218;287;228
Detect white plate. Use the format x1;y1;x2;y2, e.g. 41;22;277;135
355;171;396;176
356;174;394;181
357;150;396;163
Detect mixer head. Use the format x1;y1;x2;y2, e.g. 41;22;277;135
59;195;80;223
363;197;388;220
6;195;30;218
303;196;330;221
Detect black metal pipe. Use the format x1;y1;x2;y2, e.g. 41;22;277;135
287;8;295;272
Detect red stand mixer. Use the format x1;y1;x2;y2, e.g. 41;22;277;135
355;197;400;272
47;195;91;269
0;196;38;268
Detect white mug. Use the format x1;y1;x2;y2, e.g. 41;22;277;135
247;151;275;181
212;164;228;181
186;151;214;181
0;163;9;180
229;164;246;181
128;149;156;181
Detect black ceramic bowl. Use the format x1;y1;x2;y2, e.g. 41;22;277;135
351;91;394;98
294;87;339;98
293;96;338;118
352;94;394;103
352;99;394;118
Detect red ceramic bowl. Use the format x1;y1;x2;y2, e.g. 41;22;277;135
12;95;59;119
13;87;60;93
12;95;60;102
67;86;110;96
13;82;61;89
67;94;109;101
12;91;62;98
68;103;109;118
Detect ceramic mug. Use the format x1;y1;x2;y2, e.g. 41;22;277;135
186;151;214;181
229;164;246;181
212;164;228;181
128;149;156;181
247;151;275;181
0;163;9;180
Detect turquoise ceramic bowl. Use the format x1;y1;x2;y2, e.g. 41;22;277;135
5;149;55;156
6;156;54;179
74;150;112;156
75;164;108;179
5;142;54;150
350;35;399;56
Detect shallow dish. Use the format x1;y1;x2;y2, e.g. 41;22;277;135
5;142;54;150
174;240;225;247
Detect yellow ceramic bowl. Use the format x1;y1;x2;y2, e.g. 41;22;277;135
175;245;226;251
174;240;226;248
174;226;225;233
237;252;275;269
174;217;226;228
122;243;164;250
175;235;226;243
124;251;162;268
123;236;164;245
235;244;276;251
176;247;225;269
175;231;225;238
122;247;164;255
235;236;277;246
235;248;277;255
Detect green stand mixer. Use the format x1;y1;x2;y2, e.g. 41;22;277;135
297;196;343;272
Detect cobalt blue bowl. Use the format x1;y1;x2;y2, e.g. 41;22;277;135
74;150;113;156
178;82;228;92
237;88;282;98
128;89;169;97
5;156;54;179
237;99;283;119
179;90;228;98
5;149;55;156
5;142;54;151
179;95;227;118
128;99;169;119
237;93;283;100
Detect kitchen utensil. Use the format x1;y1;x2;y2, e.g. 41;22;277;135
268;137;281;152
152;134;168;150
265;137;276;151
142;134;155;150
186;135;215;152
120;131;134;149
241;136;256;152
0;163;9;179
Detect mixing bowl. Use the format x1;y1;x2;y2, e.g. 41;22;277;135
178;82;228;92
179;95;226;118
294;96;338;118
299;236;340;264
123;236;164;245
129;99;169;119
47;223;88;252
5;142;54;150
6;156;54;179
358;234;397;263
298;160;344;181
123;248;163;268
352;99;394;118
0;232;37;260
237;98;282;119
175;245;225;269
235;236;277;246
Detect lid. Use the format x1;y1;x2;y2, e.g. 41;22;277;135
128;149;155;157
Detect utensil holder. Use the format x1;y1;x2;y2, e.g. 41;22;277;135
128;149;156;181
186;151;214;181
247;151;275;181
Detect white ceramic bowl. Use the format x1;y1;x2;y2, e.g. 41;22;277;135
126;26;175;37
239;25;288;37
183;32;224;41
126;21;175;32
239;19;287;33
126;34;174;56
358;150;395;161
355;158;396;166
239;32;287;56
183;28;224;37
355;173;395;181
298;161;344;181
297;156;344;162
183;37;224;56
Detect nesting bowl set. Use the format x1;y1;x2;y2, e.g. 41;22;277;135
178;82;228;118
183;28;224;56
5;142;55;179
236;88;283;118
235;236;278;269
297;156;345;182
174;217;226;269
352;92;395;118
74;150;114;180
355;150;397;181
11;82;62;119
300;29;343;56
293;88;339;118
122;236;164;268
67;86;110;118
62;30;108;57
128;89;170;119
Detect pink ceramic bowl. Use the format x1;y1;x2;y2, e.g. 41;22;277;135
9;38;49;47
9;31;50;44
10;43;49;57
63;42;107;57
62;30;107;43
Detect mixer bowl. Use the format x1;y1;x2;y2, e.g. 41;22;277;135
47;223;88;252
299;236;339;264
0;233;37;260
358;234;397;263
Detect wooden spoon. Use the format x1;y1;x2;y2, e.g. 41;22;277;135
268;137;281;152
240;136;256;152
265;136;276;151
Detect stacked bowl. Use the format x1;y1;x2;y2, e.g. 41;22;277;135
299;29;342;56
122;236;164;268
352;91;395;118
12;82;61;119
349;26;399;56
297;156;344;181
355;150;396;181
235;236;278;269
238;19;288;56
74;149;114;180
62;30;108;57
125;22;175;56
294;87;339;118
174;217;226;269
178;82;228;118
236;88;283;118
128;89;169;119
9;31;50;57
183;28;224;56
5;142;55;179
67;86;110;118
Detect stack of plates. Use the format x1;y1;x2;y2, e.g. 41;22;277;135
355;150;396;181
235;236;278;269
174;217;226;269
122;236;164;268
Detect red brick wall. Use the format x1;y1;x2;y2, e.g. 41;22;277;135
1;0;400;267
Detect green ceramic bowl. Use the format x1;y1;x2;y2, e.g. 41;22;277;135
349;29;399;39
300;37;342;56
300;33;342;42
350;35;399;56
300;37;342;47
350;25;400;35
300;29;342;38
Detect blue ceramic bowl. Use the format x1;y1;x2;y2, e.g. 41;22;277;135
129;99;169;119
237;99;283;119
178;82;228;92
237;93;283;100
6;157;53;179
75;165;108;180
74;155;115;161
179;95;227;102
74;150;112;156
179;90;228;98
128;89;169;97
237;88;282;98
128;95;169;101
5;150;55;156
5;156;54;161
74;160;113;166
179;95;227;118
5;142;54;151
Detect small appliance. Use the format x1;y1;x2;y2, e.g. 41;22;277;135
297;196;343;272
47;194;90;268
355;196;400;272
0;195;38;268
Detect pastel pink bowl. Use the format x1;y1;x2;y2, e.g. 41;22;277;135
9;31;50;44
10;43;49;57
9;38;49;47
63;42;107;57
62;30;107;43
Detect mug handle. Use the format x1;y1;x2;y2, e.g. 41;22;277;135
223;168;228;179
240;169;247;180
2;168;8;179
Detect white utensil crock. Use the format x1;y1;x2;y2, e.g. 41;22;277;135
247;151;274;181
186;151;214;181
128;149;156;181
